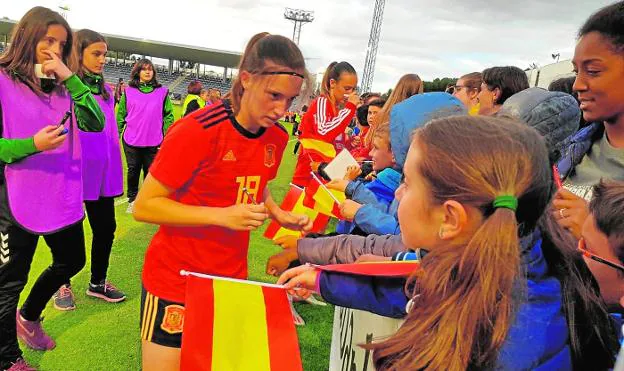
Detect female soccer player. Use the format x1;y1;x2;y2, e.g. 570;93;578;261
134;32;313;370
291;61;359;187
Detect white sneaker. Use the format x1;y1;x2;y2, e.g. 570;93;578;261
126;201;134;214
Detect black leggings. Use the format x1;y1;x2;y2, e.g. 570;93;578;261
63;197;116;287
85;197;117;284
123;142;158;203
0;215;85;368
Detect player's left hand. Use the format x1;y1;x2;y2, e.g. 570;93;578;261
339;200;363;221
277;264;319;299
552;188;589;239
274;209;313;232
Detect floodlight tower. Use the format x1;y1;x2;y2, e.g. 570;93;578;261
284;8;315;45
361;0;386;93
58;5;70;19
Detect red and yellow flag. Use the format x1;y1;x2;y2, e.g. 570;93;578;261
264;185;329;240
299;138;336;163
302;179;345;219
180;273;303;371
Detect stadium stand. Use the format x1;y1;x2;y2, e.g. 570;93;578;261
172;74;232;97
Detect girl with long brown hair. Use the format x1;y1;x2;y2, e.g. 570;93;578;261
49;29;126;311
356;74;422;166
279;116;618;370
133;32;313;370
364;73;423;149
0;7;105;370
116;58;174;214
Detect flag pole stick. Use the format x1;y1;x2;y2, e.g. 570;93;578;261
310;171;341;205
180;270;285;289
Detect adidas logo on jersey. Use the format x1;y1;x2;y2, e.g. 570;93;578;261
222;150;237;162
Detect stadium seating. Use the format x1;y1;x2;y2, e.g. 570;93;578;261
173;74;232;97
102;61;230;100
103;61;179;85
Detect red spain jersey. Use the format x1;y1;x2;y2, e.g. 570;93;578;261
141;101;288;303
292;95;356;187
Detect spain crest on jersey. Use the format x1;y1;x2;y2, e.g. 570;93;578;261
264;144;276;168
161;304;185;334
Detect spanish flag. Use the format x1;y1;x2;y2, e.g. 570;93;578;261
180;272;303;371
302;179;345;219
264;185;329;241
299;138;336;162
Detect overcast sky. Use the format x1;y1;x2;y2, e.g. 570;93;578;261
1;0;615;92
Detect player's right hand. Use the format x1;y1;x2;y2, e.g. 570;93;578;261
347;92;361;106
33;125;67;152
221;203;269;231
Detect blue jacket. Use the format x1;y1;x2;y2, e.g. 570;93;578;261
337;168;401;234
557;122;603;181
318;231;572;370
342;93;466;236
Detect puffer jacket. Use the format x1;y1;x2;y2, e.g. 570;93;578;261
499;87;581;158
556;122;604;181
298;233;405;265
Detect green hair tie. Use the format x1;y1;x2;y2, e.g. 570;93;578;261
493;195;518;212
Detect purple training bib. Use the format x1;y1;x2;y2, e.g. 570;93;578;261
123;86;168;147
0;70;83;234
79;84;123;200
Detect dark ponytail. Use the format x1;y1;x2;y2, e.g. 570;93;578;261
320;61;356;97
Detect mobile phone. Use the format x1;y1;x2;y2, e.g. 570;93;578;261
58;111;71;135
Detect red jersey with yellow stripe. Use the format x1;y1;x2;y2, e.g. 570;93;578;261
142;101;288;303
292;96;356;187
